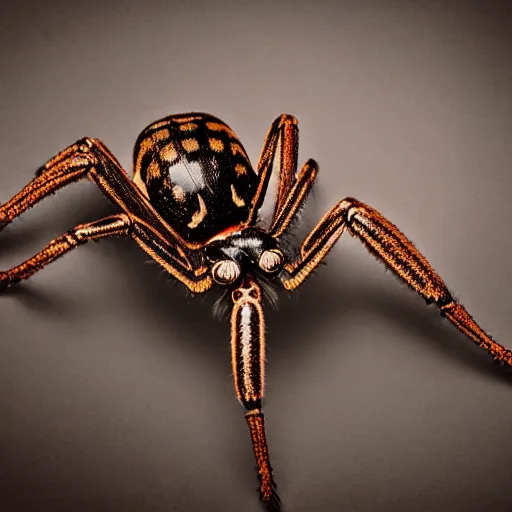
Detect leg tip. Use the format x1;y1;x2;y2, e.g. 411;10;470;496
0;272;13;293
261;488;282;512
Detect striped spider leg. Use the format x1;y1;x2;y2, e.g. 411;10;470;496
279;196;512;366
0;137;213;294
246;114;300;227
228;114;307;510
229;278;279;510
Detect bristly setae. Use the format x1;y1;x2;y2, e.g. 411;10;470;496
1;112;511;511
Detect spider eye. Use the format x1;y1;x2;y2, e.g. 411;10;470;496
259;249;284;273
212;259;241;285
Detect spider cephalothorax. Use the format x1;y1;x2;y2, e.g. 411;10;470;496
205;227;285;285
1;112;511;511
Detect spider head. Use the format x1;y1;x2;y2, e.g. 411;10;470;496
205;227;285;286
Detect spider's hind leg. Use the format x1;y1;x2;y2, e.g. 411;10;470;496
338;197;512;368
281;196;512;368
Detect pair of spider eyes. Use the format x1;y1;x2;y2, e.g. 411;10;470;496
211;249;284;285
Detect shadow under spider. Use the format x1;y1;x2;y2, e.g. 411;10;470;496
270;270;511;384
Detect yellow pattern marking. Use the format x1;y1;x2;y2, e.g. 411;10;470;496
231;184;245;207
179;122;199;131
182;138;200;153
135;128;170;174
188;194;208;228
209;138;224;152
206;121;237;139
231;142;248;158
235;163;247;176
175;115;203;123
152;128;170;142
146;119;171;131
146;160;161;181
160;141;178;163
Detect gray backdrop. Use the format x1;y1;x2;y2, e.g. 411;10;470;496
1;1;511;511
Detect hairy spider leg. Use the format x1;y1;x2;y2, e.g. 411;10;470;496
0;215;130;290
281;197;512;367
280;198;346;284
230;279;281;511
269;158;318;238
0;138;212;293
246;114;300;227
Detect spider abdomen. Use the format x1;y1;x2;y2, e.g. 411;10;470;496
132;113;259;243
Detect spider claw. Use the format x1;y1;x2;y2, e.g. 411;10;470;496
259;475;281;511
261;489;282;512
0;272;13;292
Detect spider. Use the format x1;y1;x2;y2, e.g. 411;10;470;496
1;112;511;511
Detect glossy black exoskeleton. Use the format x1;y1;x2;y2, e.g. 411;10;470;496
133;113;259;244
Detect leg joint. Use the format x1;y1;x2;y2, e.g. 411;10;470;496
73;214;133;243
338;196;361;222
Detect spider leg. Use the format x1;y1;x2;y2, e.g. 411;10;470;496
281;200;347;288
0;213;212;294
0;138;211;293
130;219;212;294
269;159;318;238
0;214;131;291
282;196;512;367
230;279;280;511
0;137;186;246
246;114;299;227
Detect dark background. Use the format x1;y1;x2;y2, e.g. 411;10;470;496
1;1;512;511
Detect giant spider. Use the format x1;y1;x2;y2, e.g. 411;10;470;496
1;113;510;510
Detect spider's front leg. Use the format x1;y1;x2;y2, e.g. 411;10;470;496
0;136;146;281
244;114;318;240
0;137;178;238
281;197;512;367
0;138;99;232
246;114;299;227
230;279;280;511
